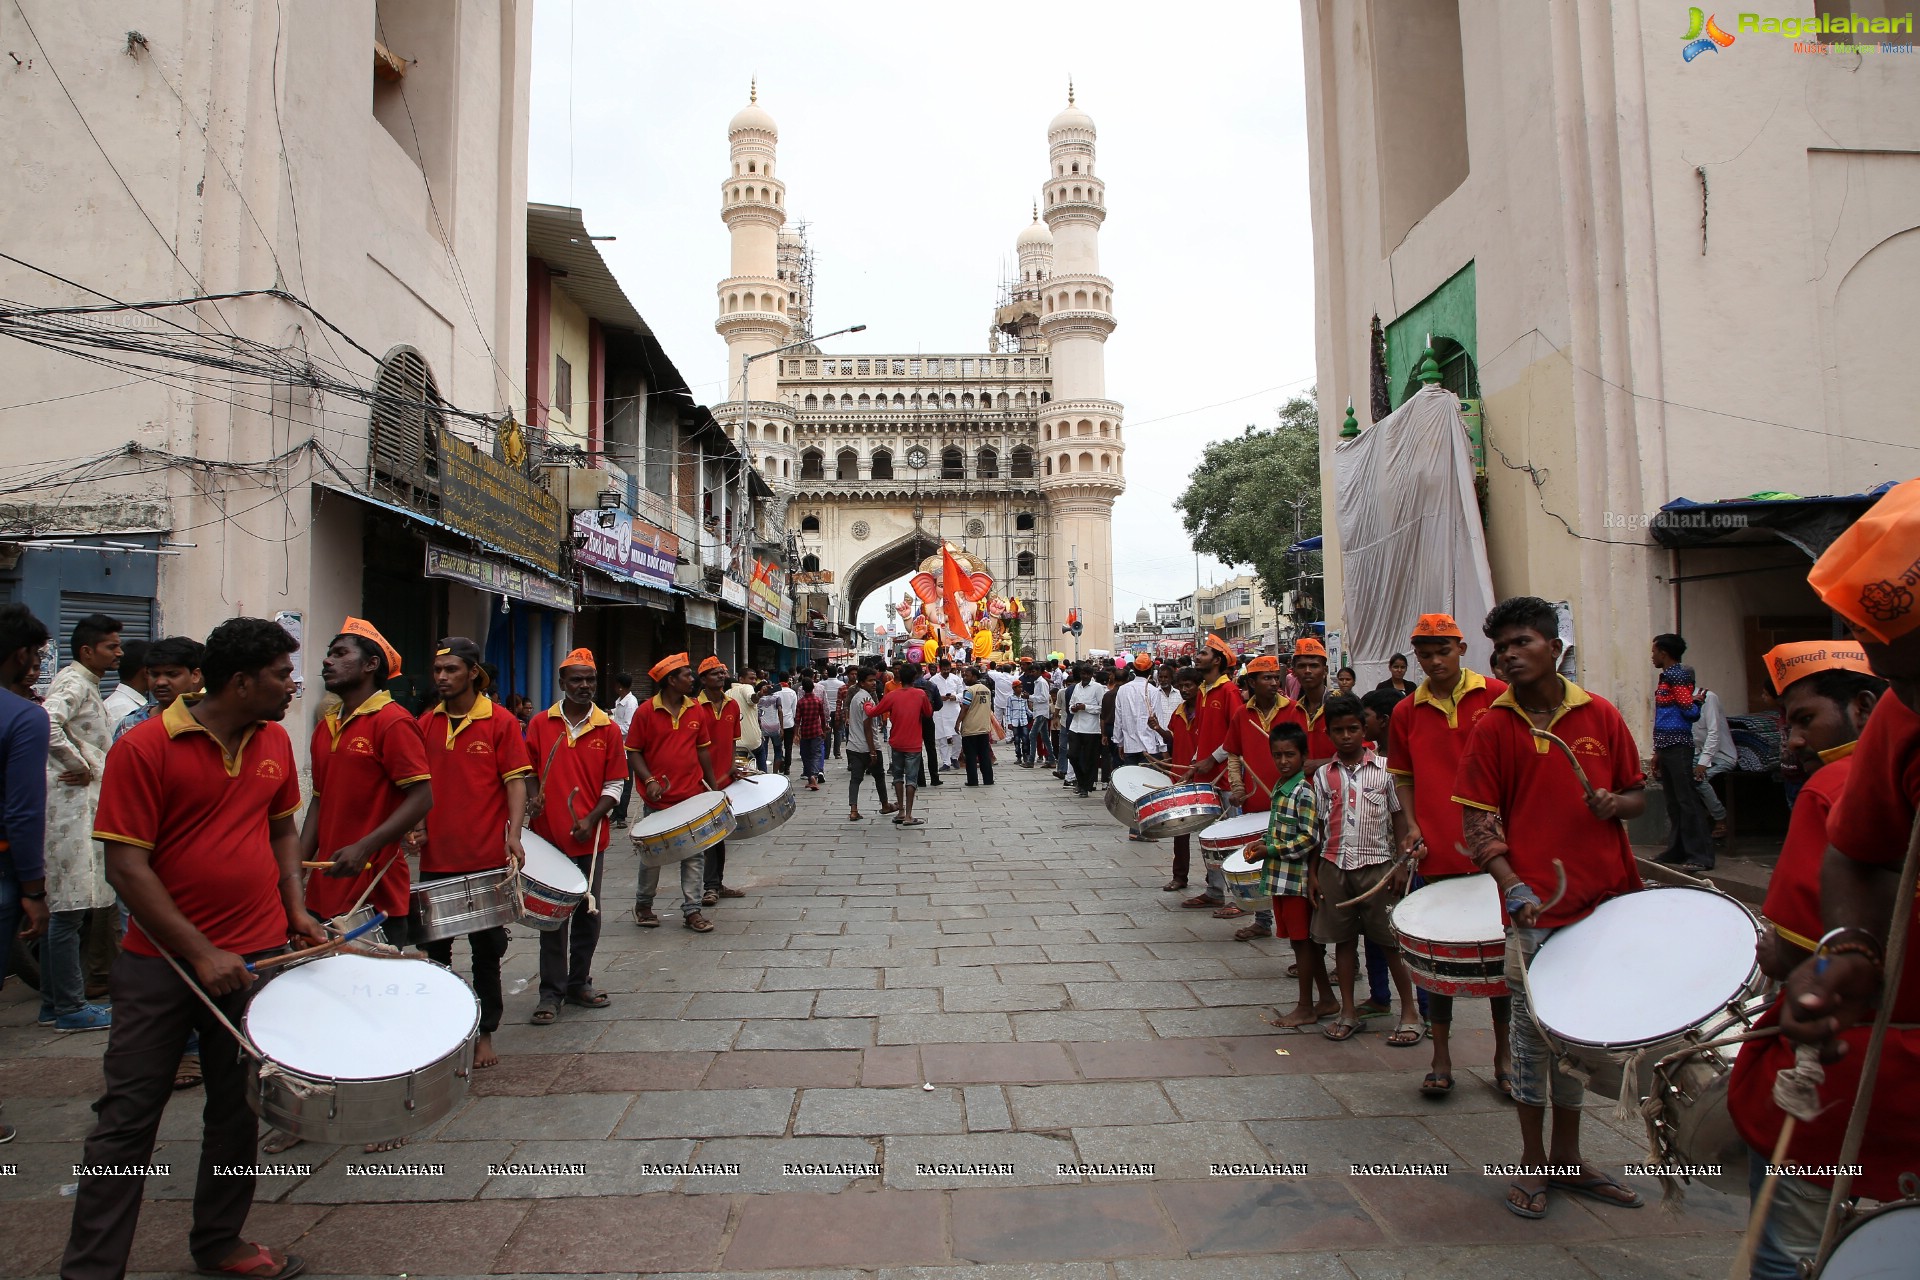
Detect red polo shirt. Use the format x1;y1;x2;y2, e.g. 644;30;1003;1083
1452;680;1644;927
1299;694;1337;762
1387;669;1507;876
525;704;629;857
626;692;714;809
1730;693;1919;1200
872;687;930;753
1228;697;1307;812
1167;700;1199;768
1759;747;1855;953
94;697;302;958
1193;675;1245;785
306;693;430;920
417;694;533;873
697;689;742;762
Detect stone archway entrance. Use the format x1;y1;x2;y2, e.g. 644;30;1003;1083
842;526;942;625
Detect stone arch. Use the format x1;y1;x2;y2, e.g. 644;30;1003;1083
804;394;818;410
996;392;1009;410
1010;447;1034;479
940;446;964;479
799;448;824;481
801;553;821;573
960;393;974;410
1078;451;1094;472
942;393;957;409
1015;391;1029;410
1100;453;1113;472
1016;551;1037;576
1044;456;1054;476
892;393;906;408
977;447;998;478
1057;452;1072;473
1077;418;1093;436
1015;511;1036;531
836;448;858;480
783;426;792;444
870;448;894;479
843;526;942;624
857;393;871;408
1074;289;1088;308
910;393;923;410
800;514;820;532
1098;420;1110;437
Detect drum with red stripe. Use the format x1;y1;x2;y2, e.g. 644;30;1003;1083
1389;875;1508;998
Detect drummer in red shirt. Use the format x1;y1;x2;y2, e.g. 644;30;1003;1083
1454;595;1647;1221
301;619;431;950
628;653;724;932
417;637;531;1070
524;648;626;1026
1725;641;1885;1279
67;617;320;1280
695;655;754;904
1774;478;1920;1270
1182;635;1246;912
1290;636;1337;767
1224;655;1306;938
1386;612;1511;1099
1152;665;1206;891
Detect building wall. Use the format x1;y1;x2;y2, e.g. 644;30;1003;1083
1300;0;1920;730
546;287;593;446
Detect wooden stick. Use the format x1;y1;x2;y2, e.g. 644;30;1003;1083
1730;1116;1798;1280
249;913;387;972
300;860;336;870
1336;854;1413;909
1454;846;1567;916
1529;728;1597;800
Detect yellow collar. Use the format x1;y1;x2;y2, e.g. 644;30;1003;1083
649;691;697;729
1173;701;1196;724
697;689;732;711
429;693;497;745
1247;696;1293;731
545;700;612;742
161;695;263;778
324;690;395;748
1490;678;1594;748
1202;675;1232;695
1816;739;1857;766
1412;668;1489;729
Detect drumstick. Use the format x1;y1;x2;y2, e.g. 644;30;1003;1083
1335;853;1413;909
300;861;336;870
1453;845;1568;916
249;913;387;972
1529;728;1597;802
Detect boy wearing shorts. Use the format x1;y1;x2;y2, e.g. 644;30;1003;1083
1264;722;1335;1027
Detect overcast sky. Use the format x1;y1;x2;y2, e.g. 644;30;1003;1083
527;2;1318;628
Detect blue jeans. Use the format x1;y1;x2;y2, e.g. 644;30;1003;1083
637;851;707;919
41;908;90;1019
1744;1143;1826;1280
1011;723;1031;763
753;740;770;772
0;862;20;988
1364;938;1391;1006
801;736;826;779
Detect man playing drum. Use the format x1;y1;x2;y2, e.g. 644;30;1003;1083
1454;596;1647;1220
695;656;755;903
524;649;625;1026
1289;636;1337;768
1386;613;1512;1100
417;637;531;1070
1726;640;1886;1279
1180;635;1245;913
1773;479;1920;1272
67;618;320;1280
628;653;725;932
1223;655;1306;940
1152;666;1206;892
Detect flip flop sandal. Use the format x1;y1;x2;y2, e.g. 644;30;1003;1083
564;987;610;1009
174;1054;203;1091
529;1002;560;1025
1493;1072;1517;1101
900;818;925;827
1355;1000;1392;1019
1211;905;1246;919
1505;1184;1548;1219
197;1245;306;1279
1386;1023;1424;1047
259;1130;304;1156
1548;1171;1644;1208
1322;1020;1361;1042
1420;1072;1454;1096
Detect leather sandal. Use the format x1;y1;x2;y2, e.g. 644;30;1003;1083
564;986;609;1009
684;912;714;933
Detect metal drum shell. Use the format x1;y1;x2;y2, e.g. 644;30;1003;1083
242;957;478;1146
1391;879;1509;999
725;776;796;842
1132;784;1224;840
327;904;382;940
1643;996;1774;1196
1819;1199;1920;1279
517;834;588;933
410;869;517;942
633;796;736;869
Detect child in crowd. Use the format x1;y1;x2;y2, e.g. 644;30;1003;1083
1264;722;1336;1027
1310;694;1422;1045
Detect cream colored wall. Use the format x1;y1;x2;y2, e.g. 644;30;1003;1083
548;287;592;446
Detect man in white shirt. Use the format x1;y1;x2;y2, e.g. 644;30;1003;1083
1113;657;1163;763
931;659;965;769
1065;664;1105;797
101;639;149;725
1692;685;1737;841
1146;662;1182;752
988;665;1016;721
727;671;761;762
609;673;640;827
816;666;845;759
775;677;798;775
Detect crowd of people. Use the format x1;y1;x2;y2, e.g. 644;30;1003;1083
0;477;1914;1279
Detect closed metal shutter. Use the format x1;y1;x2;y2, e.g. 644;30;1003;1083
58;592;154;696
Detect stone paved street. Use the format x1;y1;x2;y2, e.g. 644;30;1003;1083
0;759;1748;1277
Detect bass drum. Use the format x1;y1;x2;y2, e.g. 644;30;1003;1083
1818;1195;1920;1279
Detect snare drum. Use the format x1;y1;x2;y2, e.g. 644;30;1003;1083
1390;876;1508;998
411;868;517;942
1198;813;1269;871
327;903;381;940
1106;766;1221;840
1820;1198;1920;1279
243;953;479;1145
1222;849;1271;910
1528;886;1767;1103
632;792;734;868
725;774;795;842
518;830;589;932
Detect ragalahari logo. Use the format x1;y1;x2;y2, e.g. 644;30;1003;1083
1683;8;1736;60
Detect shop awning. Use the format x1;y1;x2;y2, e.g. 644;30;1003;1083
1650;484;1895;557
318;482;573;606
758;619;799;648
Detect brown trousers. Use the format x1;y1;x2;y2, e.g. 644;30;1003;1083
63;950;263;1280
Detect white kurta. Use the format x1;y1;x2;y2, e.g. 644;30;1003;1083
932;674;964;736
1113;678;1164;755
43;664;116;913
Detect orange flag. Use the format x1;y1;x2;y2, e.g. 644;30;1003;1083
941;545;971;645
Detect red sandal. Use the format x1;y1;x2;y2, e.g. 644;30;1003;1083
196;1245;306;1280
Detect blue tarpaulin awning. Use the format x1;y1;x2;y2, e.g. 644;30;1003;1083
1650;484;1895;557
1288;535;1323;554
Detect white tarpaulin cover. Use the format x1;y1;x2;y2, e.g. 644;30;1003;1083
1333;385;1497;690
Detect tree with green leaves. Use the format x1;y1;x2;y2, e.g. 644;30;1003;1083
1175;389;1323;617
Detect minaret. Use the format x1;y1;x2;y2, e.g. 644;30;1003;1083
1035;85;1123;650
715;82;799;528
993;205;1054;352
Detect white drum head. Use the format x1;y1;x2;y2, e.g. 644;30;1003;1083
1201;813;1268;843
520;830;587;893
1824;1203;1920;1279
1110;766;1167;801
1222;849;1261;875
635;791;726;835
1392;876;1502;943
1528;888;1759;1048
726;773;791;815
246;955;478;1080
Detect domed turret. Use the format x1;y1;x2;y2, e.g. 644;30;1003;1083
1017;214;1054;250
730;80;777;138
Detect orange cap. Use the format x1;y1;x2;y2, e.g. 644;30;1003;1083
648;652;690;683
1244;654;1281;673
558;647;595;672
1292;637;1328;659
698;655;727;675
1133;652;1152;670
1763;641;1876;697
1411;613;1465;641
1205;633;1235;661
338;617;402;679
1808;478;1920;644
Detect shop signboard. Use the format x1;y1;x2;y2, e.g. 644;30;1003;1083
720;573;748;608
748;558;789;625
424;544;575;612
791;570;834;585
570;509;679;590
438;434;565;576
684;599;718;630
